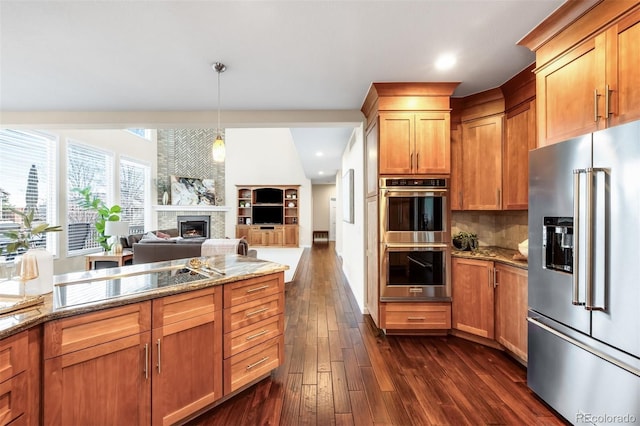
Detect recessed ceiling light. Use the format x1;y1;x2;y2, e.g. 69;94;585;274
316;151;324;157
435;53;456;71
319;171;324;175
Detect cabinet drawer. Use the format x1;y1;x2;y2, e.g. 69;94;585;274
0;332;28;383
223;335;284;395
44;302;151;358
0;371;27;425
224;314;283;358
381;302;451;330
153;286;221;327
224;292;284;331
224;273;284;308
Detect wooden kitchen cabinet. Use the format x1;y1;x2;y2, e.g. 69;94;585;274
43;303;152;426
521;2;640;146
380;302;451;333
365;197;379;327
605;9;640;127
43;288;224;426
461;114;504;210
379;112;451;175
502;100;536;210
449;116;463;211
222;273;285;394
151;287;223;426
494;263;528;362
452;257;528;362
452;258;495;339
0;330;31;425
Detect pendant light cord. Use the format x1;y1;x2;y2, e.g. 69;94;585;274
213;62;226;136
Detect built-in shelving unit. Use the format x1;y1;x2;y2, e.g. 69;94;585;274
236;185;299;247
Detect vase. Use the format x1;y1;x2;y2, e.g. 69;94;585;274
162;191;169;205
24;247;54;295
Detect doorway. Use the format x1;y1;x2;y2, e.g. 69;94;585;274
329;197;336;241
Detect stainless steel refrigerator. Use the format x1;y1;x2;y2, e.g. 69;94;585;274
528;120;640;424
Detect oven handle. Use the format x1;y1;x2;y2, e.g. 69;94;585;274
383;243;449;251
381;189;448;198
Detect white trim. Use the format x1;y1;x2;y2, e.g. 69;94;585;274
153;205;230;212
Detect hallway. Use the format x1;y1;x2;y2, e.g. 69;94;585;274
187;243;565;425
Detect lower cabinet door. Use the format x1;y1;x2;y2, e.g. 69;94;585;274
43;332;152;426
0;371;27;425
151;312;223;426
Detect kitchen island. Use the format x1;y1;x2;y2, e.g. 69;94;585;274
0;254;288;425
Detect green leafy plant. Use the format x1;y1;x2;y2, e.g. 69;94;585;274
73;187;122;252
452;231;478;251
1;208;62;254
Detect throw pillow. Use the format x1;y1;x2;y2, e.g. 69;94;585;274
156;231;171;239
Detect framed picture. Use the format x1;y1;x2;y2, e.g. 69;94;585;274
342;169;354;224
171;175;218;206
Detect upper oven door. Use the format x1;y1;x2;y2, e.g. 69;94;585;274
380;188;448;243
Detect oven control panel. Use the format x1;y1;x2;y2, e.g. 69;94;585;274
381;178;447;188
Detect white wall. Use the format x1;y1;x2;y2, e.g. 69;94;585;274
337;126;366;313
224;128;312;247
311;184;335;232
50;129;158;274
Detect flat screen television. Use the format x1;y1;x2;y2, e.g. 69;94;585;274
254;188;283;204
252;206;283;225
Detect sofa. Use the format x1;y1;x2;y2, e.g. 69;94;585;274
123;229;256;264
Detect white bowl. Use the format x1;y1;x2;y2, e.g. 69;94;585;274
518;239;528;258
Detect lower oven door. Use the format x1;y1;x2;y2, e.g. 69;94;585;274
380;243;451;301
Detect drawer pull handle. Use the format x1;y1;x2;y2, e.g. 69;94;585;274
246;285;269;294
407;317;425;321
246;330;269;341
246;307;269;317
247;356;269;370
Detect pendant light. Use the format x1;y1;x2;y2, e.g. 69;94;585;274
212;62;226;162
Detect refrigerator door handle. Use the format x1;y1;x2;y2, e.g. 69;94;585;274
585;167;606;312
572;169;584;306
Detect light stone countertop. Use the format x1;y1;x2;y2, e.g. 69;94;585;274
0;254;288;340
452;246;528;270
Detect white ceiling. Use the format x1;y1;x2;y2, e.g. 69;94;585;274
0;0;563;183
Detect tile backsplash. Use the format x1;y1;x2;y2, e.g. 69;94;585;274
452;211;528;250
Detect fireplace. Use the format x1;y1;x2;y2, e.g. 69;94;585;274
177;215;210;239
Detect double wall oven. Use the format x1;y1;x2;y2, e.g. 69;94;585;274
379;178;451;301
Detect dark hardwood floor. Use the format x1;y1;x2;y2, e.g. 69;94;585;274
187;243;566;426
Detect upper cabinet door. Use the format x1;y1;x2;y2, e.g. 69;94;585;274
502;100;536;210
379;112;413;175
414;112;450;175
536;39;605;146
365;121;379;197
461;115;503;210
606;10;640;127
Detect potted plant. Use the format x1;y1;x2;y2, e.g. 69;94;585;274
0;207;62;255
1;207;62;295
452;231;478;251
73;187;122;252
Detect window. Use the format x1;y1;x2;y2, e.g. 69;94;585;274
120;158;149;235
126;129;151;140
0;130;58;256
67;141;114;254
